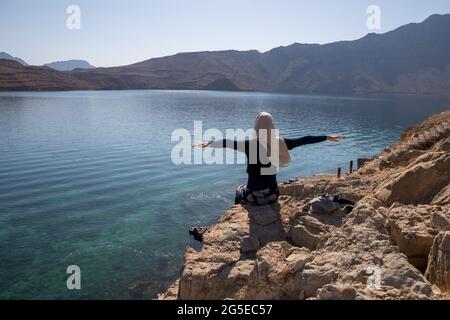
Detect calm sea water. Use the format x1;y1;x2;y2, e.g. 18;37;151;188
0;90;449;299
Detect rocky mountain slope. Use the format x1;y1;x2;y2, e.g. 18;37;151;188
159;110;450;300
0;60;92;91
0;52;28;65
1;14;450;94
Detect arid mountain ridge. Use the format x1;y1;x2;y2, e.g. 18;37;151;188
1;14;450;94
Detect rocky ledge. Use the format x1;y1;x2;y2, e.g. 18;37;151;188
159;110;450;300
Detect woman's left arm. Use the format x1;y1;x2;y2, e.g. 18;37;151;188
192;139;247;151
284;135;345;150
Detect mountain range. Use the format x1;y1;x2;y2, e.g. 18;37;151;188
0;52;28;66
1;14;450;94
43;60;95;71
0;53;94;71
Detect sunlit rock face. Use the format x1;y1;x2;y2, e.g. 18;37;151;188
158;111;450;300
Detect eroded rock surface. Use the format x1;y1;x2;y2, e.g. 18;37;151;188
426;231;450;293
158;110;450;300
386;204;449;271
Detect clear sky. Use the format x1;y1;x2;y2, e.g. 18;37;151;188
1;0;450;67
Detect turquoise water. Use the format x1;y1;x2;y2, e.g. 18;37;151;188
0;90;449;299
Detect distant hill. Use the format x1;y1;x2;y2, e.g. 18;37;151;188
0;52;28;66
1;14;450;94
0;60;91;91
44;60;95;71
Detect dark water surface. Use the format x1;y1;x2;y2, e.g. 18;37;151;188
0;90;448;299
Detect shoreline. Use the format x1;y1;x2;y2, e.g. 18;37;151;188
1;88;450;100
158;110;450;300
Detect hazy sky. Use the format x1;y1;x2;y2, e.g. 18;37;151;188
1;0;450;67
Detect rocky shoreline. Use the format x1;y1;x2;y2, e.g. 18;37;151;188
159;110;450;300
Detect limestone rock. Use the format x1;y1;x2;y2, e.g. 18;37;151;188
248;241;311;299
378;149;424;170
290;222;324;250
431;209;450;230
289;207;346;250
176;203;287;299
386;204;449;271
432;136;450;153
157;280;179;300
425;231;450;292
380;252;433;297
160;111;450;300
298;259;339;298
240;235;260;253
317;284;360;300
246;204;286;246
291;202;435;300
432;183;450;205
375;153;450;206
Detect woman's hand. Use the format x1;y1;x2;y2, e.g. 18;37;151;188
192;141;212;148
327;135;346;142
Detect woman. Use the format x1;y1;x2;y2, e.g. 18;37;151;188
193;112;345;205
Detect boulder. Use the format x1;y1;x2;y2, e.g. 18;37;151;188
156;280;179;300
290;216;328;250
288;204;347;250
246;204;286;246
249;241;311;299
317;284;360;300
378;148;424;170
386;204;449;271
431;209;450;230
240;235;260;253
297;258;339;298
380;252;433;297
375;153;450;206
432;183;450;205
310;203;435;300
177;203;287;299
425;231;450;292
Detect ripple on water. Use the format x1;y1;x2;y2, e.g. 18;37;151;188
1;90;449;298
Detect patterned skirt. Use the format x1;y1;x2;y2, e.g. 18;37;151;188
235;184;279;206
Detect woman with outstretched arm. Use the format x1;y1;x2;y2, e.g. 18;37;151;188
193;112;345;205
